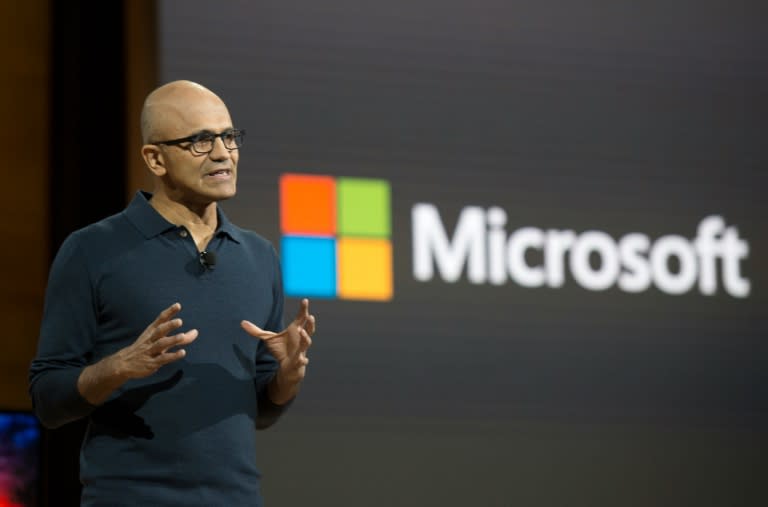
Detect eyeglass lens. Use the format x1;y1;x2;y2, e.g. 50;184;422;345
192;131;244;154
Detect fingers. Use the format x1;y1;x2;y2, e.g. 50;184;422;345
295;298;310;325
304;314;316;336
150;329;198;370
152;318;184;342
293;299;317;337
144;304;193;358
282;328;311;371
140;304;183;345
155;349;188;365
151;329;198;356
298;327;312;354
153;302;182;327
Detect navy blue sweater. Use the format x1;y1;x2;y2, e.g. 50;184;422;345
29;192;288;506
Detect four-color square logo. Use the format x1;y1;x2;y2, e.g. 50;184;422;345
279;173;393;301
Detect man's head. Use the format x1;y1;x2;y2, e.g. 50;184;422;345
140;80;240;207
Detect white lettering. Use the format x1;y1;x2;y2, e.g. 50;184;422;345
570;231;620;291
545;230;575;288
650;235;698;295
507;227;545;287
487;207;507;285
694;215;723;295
412;204;486;284
618;233;651;292
411;206;750;298
722;226;750;297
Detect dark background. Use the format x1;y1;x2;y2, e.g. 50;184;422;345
156;1;767;506
30;0;768;506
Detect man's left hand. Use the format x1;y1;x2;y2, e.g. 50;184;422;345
241;298;315;388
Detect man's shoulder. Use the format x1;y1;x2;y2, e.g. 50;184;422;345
67;209;133;245
231;225;277;254
54;210;138;266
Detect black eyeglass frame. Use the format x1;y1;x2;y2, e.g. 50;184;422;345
152;128;246;155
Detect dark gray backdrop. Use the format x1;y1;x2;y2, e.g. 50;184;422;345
158;1;767;505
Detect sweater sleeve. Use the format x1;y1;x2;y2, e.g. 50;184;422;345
254;244;291;429
28;233;98;428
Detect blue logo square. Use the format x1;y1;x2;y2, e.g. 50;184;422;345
281;236;337;298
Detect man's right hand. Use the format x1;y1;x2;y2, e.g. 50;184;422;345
114;302;198;380
77;302;198;405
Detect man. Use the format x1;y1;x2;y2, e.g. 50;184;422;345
28;80;314;506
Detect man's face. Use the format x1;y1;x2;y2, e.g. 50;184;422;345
155;95;239;206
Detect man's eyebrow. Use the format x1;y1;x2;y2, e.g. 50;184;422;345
192;128;235;137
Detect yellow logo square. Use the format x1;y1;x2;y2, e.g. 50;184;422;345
337;238;393;301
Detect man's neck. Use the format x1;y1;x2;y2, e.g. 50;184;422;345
149;193;218;250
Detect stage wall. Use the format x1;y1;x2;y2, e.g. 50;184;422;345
157;1;767;505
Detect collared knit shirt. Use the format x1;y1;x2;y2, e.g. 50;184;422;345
29;191;288;506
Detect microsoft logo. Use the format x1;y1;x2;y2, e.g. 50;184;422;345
279;173;393;301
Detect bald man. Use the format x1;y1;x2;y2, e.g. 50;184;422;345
29;80;314;506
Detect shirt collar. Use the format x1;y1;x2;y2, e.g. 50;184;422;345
215;204;243;244
124;191;242;244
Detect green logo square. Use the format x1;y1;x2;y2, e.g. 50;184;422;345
337;178;391;237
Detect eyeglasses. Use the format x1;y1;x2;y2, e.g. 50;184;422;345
153;129;245;155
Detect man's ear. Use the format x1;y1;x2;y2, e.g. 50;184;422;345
141;144;167;176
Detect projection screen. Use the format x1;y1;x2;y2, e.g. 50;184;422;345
157;1;767;505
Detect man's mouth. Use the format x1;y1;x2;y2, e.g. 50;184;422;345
205;169;232;178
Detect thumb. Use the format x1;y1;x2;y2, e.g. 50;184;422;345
241;320;277;339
